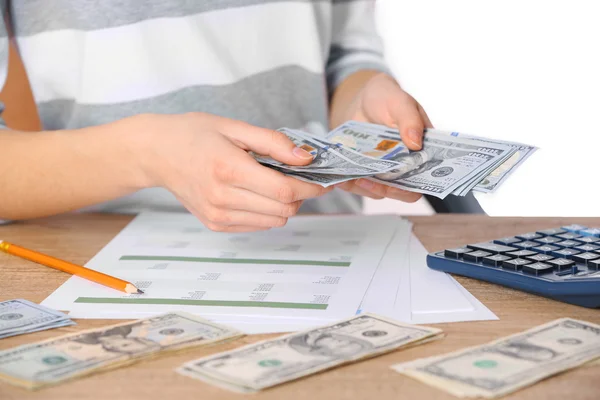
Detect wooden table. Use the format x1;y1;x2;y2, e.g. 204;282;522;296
1;214;599;400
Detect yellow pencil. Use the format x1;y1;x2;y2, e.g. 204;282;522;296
0;240;143;294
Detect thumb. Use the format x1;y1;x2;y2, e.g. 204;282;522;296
395;105;425;151
224;123;314;166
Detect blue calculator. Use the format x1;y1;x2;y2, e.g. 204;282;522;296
427;224;600;308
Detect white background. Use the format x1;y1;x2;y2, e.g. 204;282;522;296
365;0;600;216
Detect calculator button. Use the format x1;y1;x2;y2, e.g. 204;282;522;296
547;258;576;272
531;245;560;255
525;254;554;263
463;251;492;263
522;262;554;276
536;228;566;236
482;254;513;267
555;267;578;276
444;247;472;259
515;232;542;240
493;237;521;246
574;244;600;252
588;259;600;271
555;233;582;240
502;258;531;271
554;240;581;248
550;248;581;259
570;252;600;265
513;241;539;250
506;250;537;258
579;228;600;237
466;242;518;254
574;236;600;244
533;236;561;245
561;224;587;232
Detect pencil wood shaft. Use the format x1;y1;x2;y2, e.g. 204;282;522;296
0;240;137;293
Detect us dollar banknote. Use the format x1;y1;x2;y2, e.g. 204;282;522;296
304;133;405;173
391;318;600;398
254;128;401;176
0;312;241;390
0;299;75;339
428;129;538;193
327;121;536;195
370;131;515;198
263;164;361;187
255;130;396;187
326;120;410;161
177;313;442;393
257;121;534;198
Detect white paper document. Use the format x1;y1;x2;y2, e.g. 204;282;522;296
43;211;496;334
359;231;497;324
43;212;400;328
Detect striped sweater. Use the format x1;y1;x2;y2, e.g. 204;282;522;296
0;0;390;214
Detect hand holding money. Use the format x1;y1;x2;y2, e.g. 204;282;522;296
330;72;431;150
255;121;536;199
137;113;332;233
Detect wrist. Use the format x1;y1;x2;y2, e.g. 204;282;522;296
105;113;163;190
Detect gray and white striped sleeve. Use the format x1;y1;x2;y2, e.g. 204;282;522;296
326;0;391;96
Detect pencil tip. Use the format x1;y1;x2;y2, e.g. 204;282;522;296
137;289;144;294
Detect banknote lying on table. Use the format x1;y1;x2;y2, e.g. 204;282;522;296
0;312;241;390
254;121;537;199
0;299;75;339
391;318;600;398
177;313;443;393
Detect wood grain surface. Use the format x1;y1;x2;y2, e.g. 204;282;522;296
1;214;599;400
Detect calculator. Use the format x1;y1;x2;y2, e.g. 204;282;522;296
427;225;600;308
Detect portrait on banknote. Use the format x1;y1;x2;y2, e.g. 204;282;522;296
288;332;373;358
74;325;159;354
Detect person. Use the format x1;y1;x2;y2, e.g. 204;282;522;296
74;325;160;355
0;1;432;232
288;331;373;358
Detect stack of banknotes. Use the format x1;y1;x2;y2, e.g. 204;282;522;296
254;121;537;199
0;312;241;389
177;314;443;393
391;318;600;398
0;299;75;339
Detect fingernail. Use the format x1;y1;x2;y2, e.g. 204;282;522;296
407;129;422;148
356;179;375;190
293;147;313;160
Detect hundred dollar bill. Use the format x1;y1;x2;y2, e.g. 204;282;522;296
451;148;517;197
391;318;600;398
254;128;400;175
431;130;538;193
258;121;533;197
304;133;404;173
370;131;514;199
0;299;75;339
327;121;409;160
330;122;535;195
0;312;241;390
259;164;361;187
177;313;442;393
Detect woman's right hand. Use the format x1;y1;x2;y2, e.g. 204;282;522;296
132;113;332;232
